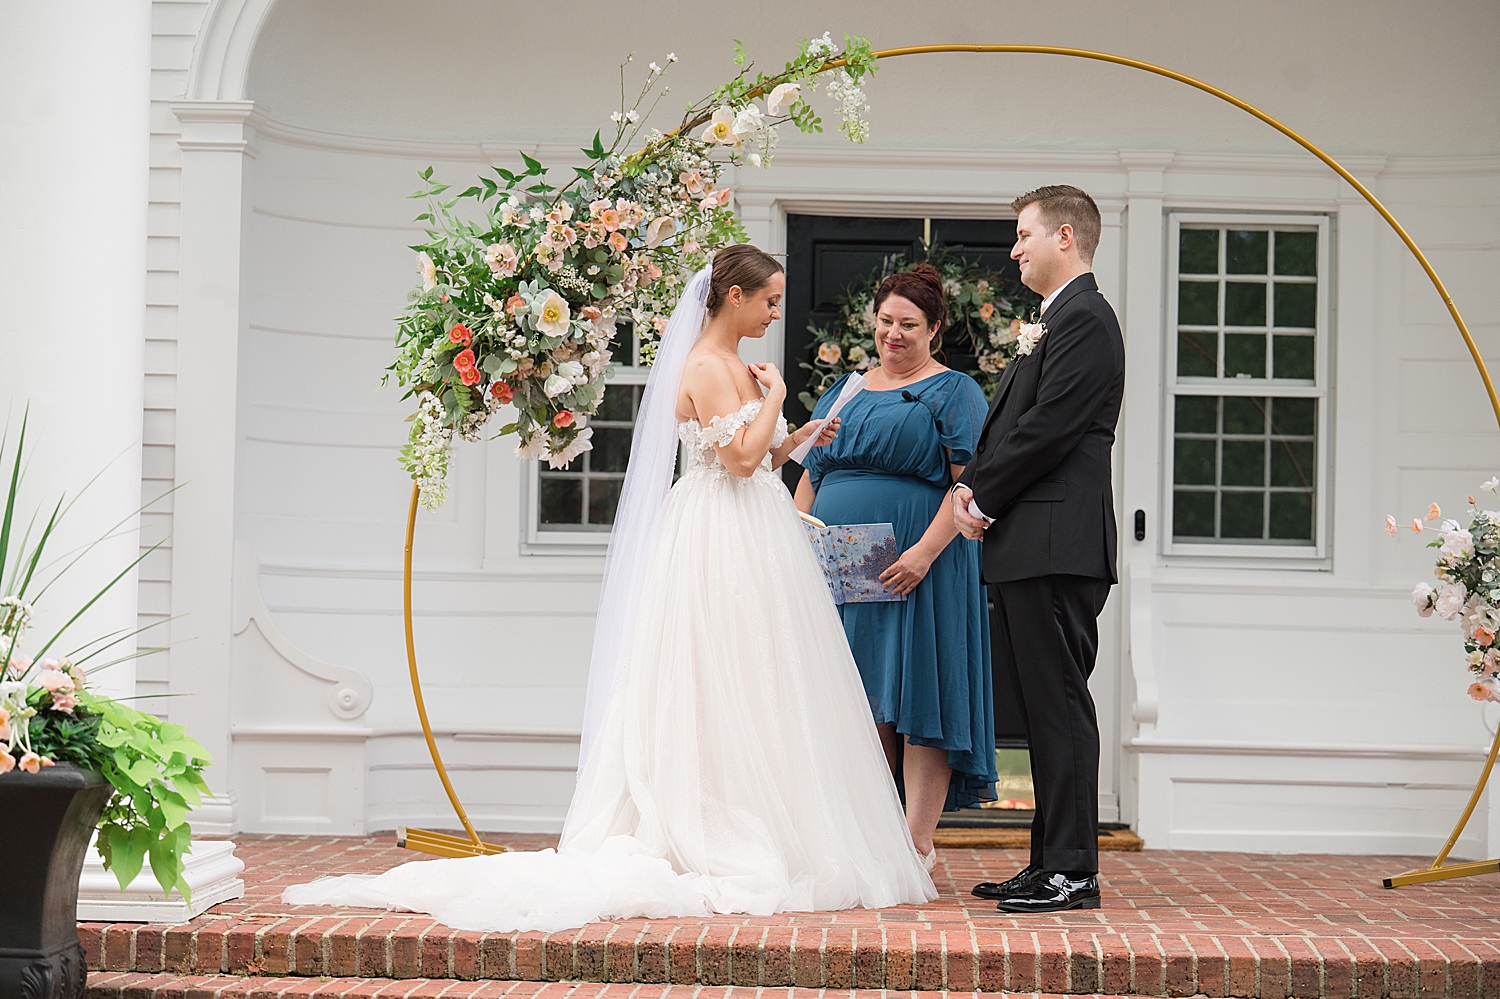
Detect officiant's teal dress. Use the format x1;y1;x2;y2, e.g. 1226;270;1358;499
803;370;998;808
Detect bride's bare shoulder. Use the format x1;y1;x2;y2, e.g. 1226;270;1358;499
677;350;745;422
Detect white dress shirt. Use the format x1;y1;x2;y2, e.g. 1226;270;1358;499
962;271;1093;524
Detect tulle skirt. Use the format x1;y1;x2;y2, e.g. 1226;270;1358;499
282;463;936;931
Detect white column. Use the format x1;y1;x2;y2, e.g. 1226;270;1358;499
1116;151;1173;833
0;2;150;699
167;101;258;818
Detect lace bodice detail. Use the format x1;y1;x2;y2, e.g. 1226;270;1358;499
678;399;788;474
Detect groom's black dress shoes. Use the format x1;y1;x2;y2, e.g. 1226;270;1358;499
992;871;1101;913
970;864;1043;900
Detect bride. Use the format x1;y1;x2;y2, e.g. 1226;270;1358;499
283;245;937;931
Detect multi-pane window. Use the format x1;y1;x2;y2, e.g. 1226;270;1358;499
528;325;649;547
536;383;639;532
1165;214;1330;555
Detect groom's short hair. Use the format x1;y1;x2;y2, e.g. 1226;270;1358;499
1012;186;1101;264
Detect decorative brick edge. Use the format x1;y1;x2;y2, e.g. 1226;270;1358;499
79;922;1500;998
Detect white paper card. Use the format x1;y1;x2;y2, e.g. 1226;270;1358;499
788;372;866;464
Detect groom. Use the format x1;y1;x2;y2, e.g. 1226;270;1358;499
951;185;1124;913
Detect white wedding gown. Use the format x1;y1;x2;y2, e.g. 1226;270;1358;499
283;399;936;931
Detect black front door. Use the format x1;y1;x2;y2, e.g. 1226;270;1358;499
782;213;1030;748
782;214;1023;430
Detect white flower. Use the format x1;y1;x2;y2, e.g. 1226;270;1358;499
649;62;661;73
748;153;763;168
416;251;437;292
0;596;34;638
1436;582;1468;621
626;110;640;124
544;373;572;398
548;427;594;469
1484;477;1500;492
610;111;623;124
483;242;518;278
1412;581;1436;617
667;52;677;63
806;31;837;59
516;430;551;461
534;291;571;335
767;82;801;116
731;103;764;142
700;106;737;145
1439;520;1475;559
645;215;677;248
825;69;870;143
557;360;586;385
1015;322;1048;357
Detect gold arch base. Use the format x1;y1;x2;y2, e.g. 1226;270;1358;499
398;44;1500;886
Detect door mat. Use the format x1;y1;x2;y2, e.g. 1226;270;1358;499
932;826;1144;851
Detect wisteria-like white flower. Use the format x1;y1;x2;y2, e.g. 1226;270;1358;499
402;392;452;511
825;69;870;143
806;31;837;59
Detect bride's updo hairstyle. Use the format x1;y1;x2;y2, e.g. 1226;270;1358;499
874;263;948;337
706;244;783;315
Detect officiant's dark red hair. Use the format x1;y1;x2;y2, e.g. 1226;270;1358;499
874;263;948;335
707;244;783;315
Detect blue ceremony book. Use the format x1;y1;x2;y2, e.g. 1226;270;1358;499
802;522;907;605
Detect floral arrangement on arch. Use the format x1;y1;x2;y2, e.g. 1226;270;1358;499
387;33;879;509
1391;478;1500;704
797;250;1040;411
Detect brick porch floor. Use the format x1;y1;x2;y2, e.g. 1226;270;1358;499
80;833;1500;998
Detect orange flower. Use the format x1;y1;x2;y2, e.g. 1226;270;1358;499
1384;515;1399;537
459;366;480;387
18;751;41;774
448;323;472;347
979;302;995;321
553;410;575;428
1425;502;1442;522
608;232;628;253
453;349;477;373
491;382;514;404
1476;626;1495;647
0;752;12;774
1469;682;1495;702
1411;519;1423;533
506;294;526;315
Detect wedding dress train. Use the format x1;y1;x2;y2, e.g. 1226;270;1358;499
282;399;937;932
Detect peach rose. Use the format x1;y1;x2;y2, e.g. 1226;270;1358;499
506;294;526;315
553;410;575;429
580;306;602;322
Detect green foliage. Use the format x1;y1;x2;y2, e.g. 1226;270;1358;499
1;414;207;903
798;250;1040;409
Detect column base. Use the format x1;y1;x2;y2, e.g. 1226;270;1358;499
77;839;244;923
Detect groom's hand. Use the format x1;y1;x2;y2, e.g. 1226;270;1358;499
951;485;989;541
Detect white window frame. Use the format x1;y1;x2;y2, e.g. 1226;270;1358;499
522;333;651;555
1160;211;1333;563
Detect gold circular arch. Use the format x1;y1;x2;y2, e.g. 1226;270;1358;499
399;44;1500;884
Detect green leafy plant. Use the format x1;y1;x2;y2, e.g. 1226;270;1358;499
0;410;208;901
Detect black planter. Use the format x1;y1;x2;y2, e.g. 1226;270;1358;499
0;764;111;999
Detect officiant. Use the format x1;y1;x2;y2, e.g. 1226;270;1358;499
794;264;998;860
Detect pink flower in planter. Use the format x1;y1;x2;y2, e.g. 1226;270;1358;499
37;668;73;693
0;752;13;774
0;705;9;741
18;751;41;774
51;692;78;714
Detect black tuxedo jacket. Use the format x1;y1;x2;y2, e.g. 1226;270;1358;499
958;273;1125;584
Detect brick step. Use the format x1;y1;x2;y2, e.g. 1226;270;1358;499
80;919;1500;997
85;973;1157;999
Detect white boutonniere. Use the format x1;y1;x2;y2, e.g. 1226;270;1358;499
1015;321;1047;357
